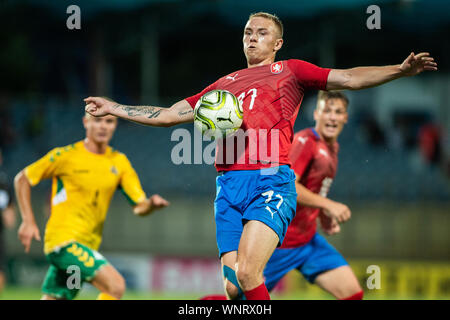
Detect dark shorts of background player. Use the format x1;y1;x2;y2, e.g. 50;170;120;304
42;241;109;300
214;165;298;257
263;232;349;291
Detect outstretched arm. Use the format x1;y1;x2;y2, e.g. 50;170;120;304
84;97;194;127
326;52;438;91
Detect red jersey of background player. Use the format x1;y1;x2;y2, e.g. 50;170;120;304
185;59;330;172
281;127;339;248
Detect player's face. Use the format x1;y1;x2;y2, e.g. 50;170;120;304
83;114;118;144
243;17;283;66
314;98;348;142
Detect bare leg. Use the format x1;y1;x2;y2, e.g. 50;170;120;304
314;265;362;299
220;251;239;299
90;264;126;299
235;220;279;292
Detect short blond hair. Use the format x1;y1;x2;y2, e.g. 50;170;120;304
248;12;283;38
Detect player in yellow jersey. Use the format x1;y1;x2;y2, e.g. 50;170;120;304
14;113;169;300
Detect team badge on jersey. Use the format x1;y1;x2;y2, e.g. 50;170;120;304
110;166;118;175
270;61;283;74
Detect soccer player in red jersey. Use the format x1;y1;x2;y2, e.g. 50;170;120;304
84;12;437;300
201;91;360;301
263;91;363;300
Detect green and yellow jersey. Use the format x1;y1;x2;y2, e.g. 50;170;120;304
25;140;146;254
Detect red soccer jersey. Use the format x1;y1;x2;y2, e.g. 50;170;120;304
185;60;330;171
280;128;339;248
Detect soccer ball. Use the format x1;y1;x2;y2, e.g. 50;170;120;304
194;90;243;139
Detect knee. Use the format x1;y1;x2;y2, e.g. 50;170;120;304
235;262;262;290
235;266;250;287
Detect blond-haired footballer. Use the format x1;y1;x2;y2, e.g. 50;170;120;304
14;113;169;300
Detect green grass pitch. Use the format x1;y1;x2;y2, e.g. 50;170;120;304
1;286;446;300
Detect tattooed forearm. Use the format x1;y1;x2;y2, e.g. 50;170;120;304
112;104;162;118
148;109;161;118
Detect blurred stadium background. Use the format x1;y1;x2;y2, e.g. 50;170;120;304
0;0;449;299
